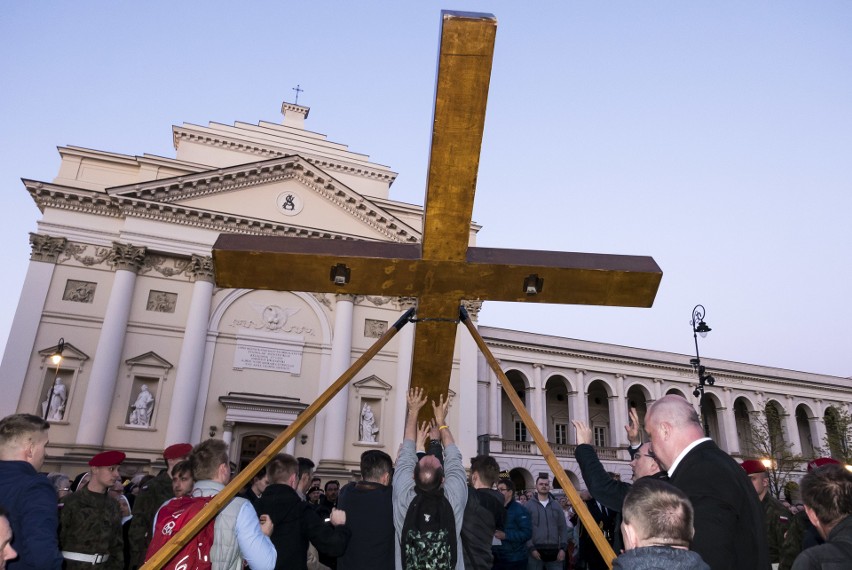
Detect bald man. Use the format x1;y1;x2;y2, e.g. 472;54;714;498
644;395;769;570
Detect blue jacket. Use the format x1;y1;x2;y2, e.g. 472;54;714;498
0;460;63;570
492;499;531;563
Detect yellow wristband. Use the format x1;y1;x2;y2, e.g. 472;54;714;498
438;425;449;430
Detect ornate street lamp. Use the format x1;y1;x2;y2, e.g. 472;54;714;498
690;306;714;437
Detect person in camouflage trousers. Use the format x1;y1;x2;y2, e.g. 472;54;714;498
742;459;791;567
126;443;192;569
60;451;125;569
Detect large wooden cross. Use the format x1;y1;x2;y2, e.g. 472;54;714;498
213;11;662;408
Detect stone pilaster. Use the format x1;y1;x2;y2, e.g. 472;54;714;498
28;233;67;262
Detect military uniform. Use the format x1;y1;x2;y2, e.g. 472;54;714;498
60;483;124;570
127;470;172;568
763;492;791;564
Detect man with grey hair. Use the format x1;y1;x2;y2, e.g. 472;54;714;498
0;414;63;570
644;394;768;570
615;478;709;569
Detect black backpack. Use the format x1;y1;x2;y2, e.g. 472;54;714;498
401;487;457;570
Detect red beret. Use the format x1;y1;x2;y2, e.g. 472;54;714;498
89;450;126;467
163;443;193;460
807;457;841;472
741;459;767;475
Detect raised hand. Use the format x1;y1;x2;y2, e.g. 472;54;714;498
572;420;593;446
625;407;641;446
432;393;449;426
407;387;427;413
417;421;431;450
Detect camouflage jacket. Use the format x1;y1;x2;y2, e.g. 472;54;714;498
127;470;173;568
763;494;791;563
779;509;822;570
59;485;124;570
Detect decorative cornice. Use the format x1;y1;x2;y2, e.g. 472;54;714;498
483;338;852;396
110;242;147;272
172;127;397;184
29;233;67;262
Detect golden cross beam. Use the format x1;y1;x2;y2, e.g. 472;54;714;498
213;11;662;409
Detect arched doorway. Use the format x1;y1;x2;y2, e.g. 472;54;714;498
544;375;570;444
509;467;533;494
238;434;273;471
586;380;612;448
502;370;530;444
734;397;753;456
796;404;815;458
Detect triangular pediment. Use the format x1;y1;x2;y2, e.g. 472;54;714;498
125;351;173;371
107;155;420;243
353;375;393;392
38;343;89;363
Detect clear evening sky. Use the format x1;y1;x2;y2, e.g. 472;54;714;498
1;2;850;378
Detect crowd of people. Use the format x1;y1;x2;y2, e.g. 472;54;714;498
0;391;850;570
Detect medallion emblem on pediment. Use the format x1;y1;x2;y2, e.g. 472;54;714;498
277;191;304;216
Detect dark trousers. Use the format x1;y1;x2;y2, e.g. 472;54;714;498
493;559;527;570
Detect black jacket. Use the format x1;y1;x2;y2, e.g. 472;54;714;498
790;515;852;570
254;483;351;570
574;443;667;553
336;481;394;570
669;440;770;570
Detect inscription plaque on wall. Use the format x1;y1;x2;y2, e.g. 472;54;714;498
364;319;388;339
234;342;303;374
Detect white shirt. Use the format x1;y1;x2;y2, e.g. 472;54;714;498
667;437;711;478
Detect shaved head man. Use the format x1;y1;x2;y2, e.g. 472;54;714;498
644;395;769;570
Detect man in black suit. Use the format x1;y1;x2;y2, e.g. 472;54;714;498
644;394;769;570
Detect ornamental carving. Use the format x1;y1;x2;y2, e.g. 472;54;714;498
229;303;315;336
109;242;147;272
59;242;112;267
354;295;393;307
462;299;483;320
141;255;191;278
396;297;418;310
29;233;67;262
146;290;177;313
189;255;215;282
62;280;97;303
310;293;332;309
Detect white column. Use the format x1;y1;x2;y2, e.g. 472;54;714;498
0;234;66;417
165;256;215;446
783;395;802;456
719;388;739;454
532;363;546;435
76;243;146;447
491;366;503;438
320;294;354;462
572;369;588;425
393;299;416;450
809;405;827;452
284;435;296;456
652;378;663;401
613;374;627;446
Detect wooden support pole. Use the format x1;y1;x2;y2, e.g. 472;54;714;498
142;307;416;570
460;307;617;569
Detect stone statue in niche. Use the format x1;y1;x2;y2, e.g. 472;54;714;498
41;378;67;421
359;402;379;443
128;384;155;426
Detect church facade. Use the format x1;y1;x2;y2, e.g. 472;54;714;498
2;102;849;488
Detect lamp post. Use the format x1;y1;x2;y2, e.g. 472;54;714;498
690;306;714;437
42;338;65;421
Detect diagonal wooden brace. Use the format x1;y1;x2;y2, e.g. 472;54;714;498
460;307;617;569
141;308;415;570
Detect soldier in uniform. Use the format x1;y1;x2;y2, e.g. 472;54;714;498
59;450;126;569
741;459;790;568
126;443;192;569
